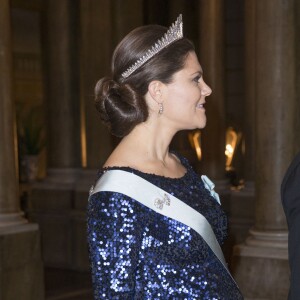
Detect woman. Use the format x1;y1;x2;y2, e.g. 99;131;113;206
87;15;243;299
281;151;300;300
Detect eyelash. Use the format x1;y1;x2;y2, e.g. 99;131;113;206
193;76;201;83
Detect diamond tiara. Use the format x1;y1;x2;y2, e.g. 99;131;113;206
121;14;183;79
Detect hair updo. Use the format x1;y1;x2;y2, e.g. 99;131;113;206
95;24;195;137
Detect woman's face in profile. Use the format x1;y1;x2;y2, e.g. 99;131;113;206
162;51;212;131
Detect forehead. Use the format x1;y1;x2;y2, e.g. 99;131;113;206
174;52;202;78
184;52;202;72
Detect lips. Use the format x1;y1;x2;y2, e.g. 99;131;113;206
196;102;205;109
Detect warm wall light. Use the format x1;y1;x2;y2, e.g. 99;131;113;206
188;127;242;169
188;130;202;161
225;127;242;170
80;94;87;168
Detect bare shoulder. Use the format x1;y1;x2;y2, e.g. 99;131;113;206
103;151;130;168
102;141;139;168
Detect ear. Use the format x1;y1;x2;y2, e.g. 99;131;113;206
148;80;163;102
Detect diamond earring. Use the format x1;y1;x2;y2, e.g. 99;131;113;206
158;103;164;114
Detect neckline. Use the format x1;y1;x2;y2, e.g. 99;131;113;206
100;165;189;181
100;151;191;181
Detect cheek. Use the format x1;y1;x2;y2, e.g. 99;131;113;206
165;85;199;114
175;88;198;105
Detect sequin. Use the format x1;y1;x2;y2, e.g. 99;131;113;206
87;154;243;299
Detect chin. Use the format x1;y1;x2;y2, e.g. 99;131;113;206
196;119;207;129
188;123;206;130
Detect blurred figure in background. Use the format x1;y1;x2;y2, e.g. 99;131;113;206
281;151;300;300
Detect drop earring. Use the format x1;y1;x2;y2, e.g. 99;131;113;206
158;103;164;115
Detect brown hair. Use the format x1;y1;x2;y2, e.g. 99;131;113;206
95;24;195;137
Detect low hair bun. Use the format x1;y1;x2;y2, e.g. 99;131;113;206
95;77;148;137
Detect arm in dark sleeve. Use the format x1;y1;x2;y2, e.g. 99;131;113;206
87;191;143;300
282;162;300;300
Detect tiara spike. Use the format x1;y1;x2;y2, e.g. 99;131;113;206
121;14;183;79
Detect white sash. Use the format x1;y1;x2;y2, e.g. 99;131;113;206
89;169;236;284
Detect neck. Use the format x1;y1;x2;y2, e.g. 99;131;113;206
120;118;177;164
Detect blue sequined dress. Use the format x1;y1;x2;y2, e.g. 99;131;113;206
87;155;243;299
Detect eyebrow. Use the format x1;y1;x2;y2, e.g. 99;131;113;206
190;70;203;76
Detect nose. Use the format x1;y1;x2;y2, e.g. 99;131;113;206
201;80;212;97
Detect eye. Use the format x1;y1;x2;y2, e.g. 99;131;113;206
193;75;201;83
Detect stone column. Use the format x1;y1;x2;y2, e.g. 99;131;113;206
0;3;26;227
80;0;144;169
42;0;82;179
243;0;256;187
28;0;83;269
112;0;143;45
198;0;227;185
80;0;114;169
229;0;256;246
77;0;144;185
78;0;143;181
0;1;44;299
232;1;295;298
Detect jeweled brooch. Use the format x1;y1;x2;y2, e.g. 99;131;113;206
154;193;171;210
